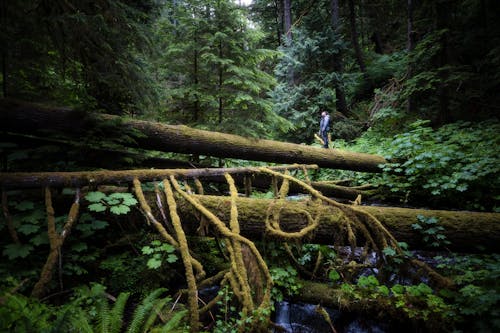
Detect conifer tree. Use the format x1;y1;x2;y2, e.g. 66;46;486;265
0;0;159;114
156;0;290;137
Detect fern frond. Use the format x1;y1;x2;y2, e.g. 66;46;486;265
142;295;171;332
67;308;94;333
109;292;130;333
125;288;167;333
95;293;111;333
159;310;188;333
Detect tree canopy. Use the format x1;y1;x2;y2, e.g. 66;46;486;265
1;1;500;332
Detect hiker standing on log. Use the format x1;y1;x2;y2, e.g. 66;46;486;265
319;111;331;148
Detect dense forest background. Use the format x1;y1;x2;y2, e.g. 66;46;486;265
2;0;499;210
1;0;500;332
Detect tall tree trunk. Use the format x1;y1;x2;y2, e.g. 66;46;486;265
283;0;294;83
406;0;415;113
0;100;387;172
218;39;223;125
348;0;367;74
283;0;292;41
435;0;451;124
274;0;282;46
193;34;200;122
366;3;384;54
1;0;7;98
330;0;348;116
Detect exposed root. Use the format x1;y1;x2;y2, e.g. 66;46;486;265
32;188;80;299
2;190;20;244
257;167;450;287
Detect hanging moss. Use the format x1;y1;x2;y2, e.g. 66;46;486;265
32;187;80;299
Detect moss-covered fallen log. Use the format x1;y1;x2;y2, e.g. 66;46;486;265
0;167;375;200
293;279;375;311
174;195;500;253
0;165;317;189
0;99;386;172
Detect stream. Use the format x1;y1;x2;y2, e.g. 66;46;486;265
273;301;388;333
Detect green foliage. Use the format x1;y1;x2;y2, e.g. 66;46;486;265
271;27;351;143
0;280;187;333
269;265;301;302
2;0;160;113
434;254;500;330
412;215;450;248
154;0;287;138
213;285;270;333
86;191;138;215
341;276;453;322
379;120;500;210
141;240;178;270
0;193;112;289
325;119;499;211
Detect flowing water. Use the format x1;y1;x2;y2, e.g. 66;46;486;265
273;301;388;333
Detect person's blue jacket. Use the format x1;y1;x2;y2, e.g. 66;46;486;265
319;114;330;133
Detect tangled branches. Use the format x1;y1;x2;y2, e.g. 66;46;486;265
131;167;451;331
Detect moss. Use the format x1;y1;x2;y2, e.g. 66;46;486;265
32;187;80;299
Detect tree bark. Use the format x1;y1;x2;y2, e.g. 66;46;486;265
283;0;292;41
0;165;318;189
0;166;378;201
406;0;415;114
293;280;378;311
0;99;387;172
348;0;367;74
175;195;500;253
330;0;349;116
435;0;452;124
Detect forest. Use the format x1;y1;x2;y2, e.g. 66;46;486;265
1;0;499;332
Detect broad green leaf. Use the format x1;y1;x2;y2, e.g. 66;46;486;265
166;254;178;263
142;246;154;255
110;205;130;215
85;192;106;203
147;257;162;269
30;233;49;246
88;203;107;212
18;223;40;235
15;201;35;211
3;243;34;259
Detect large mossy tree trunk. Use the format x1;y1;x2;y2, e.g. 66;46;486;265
0;99;386;172
0;167;375;201
174;194;500;253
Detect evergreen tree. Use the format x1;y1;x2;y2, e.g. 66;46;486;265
156;0;290;137
0;0;160;114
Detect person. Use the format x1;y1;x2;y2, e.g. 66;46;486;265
319;111;330;148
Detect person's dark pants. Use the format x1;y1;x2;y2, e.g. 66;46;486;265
321;131;329;148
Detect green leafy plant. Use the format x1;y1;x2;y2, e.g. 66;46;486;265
141;240;178;270
269;265;301;302
412;215;451;248
85;191;138;215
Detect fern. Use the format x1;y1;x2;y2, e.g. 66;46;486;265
126;288;168;333
109;292;130;333
95;292;111;333
158;310;188;333
142;295;171;331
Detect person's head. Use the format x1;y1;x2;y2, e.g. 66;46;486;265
321;111;327;117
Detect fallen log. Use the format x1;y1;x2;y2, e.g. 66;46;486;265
293;279;378;311
0;167;381;200
0;99;386;172
173;195;500;253
0;165;318;189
